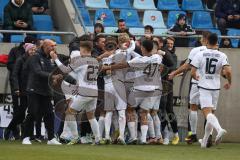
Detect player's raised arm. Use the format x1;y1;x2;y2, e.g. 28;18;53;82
50;51;73;74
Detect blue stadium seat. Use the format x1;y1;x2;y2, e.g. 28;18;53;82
0;0;9;24
79;8;93;26
39;35;63;44
85;0;108;8
109;0;132;9
227;29;240;48
182;0;204;11
154;28;168;35
143;10;166;29
167;11;186;28
10;35;25;43
73;0;84;8
129;27;144;35
33;15;53;31
133;0;156;10
119;9;142;27
86;26;94;33
191;11;213;29
105;27;118;34
157;0;180;11
95;9;116;27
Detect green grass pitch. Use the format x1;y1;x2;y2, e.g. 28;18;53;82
0;141;240;160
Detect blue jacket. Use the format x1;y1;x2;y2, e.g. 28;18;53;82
215;0;240;19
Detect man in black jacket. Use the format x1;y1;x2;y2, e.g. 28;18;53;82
4;36;37;140
27;0;48;14
160;37;179;145
22;39;61;145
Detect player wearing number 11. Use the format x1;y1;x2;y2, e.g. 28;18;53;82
190;33;232;148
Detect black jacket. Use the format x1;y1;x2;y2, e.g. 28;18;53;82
7;44;26;92
27;49;55;96
12;54;30;95
27;0;49;9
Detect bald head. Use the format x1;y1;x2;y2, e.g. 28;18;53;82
42;39;56;55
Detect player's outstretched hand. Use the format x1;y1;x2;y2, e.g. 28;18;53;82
224;82;231;90
168;71;175;80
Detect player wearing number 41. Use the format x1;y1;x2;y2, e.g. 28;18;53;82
190;33;232;148
50;41;101;145
102;39;163;144
168;31;211;145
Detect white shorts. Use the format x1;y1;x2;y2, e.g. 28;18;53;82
70;95;97;112
199;88;219;110
189;83;200;105
104;81;127;111
128;89;161;111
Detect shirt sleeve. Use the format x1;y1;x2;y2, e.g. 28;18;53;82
221;54;230;66
190;53;201;69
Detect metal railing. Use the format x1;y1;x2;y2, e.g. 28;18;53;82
0;30;77;37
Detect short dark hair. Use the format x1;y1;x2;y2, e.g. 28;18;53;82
208;33;218;46
166;36;175;42
118;19;125;24
202;31;211;39
80;41;93;52
79;34;92;41
144;25;154;33
94;35;105;43
141;39;153;52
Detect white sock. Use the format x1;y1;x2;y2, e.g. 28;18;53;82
202;121;213;146
118;110;126;140
98;116;105;140
152;115;162;139
141;125;148;143
127;121;136;139
210;128;213;135
147;113;155;138
104;112;113;139
112;111;119;131
189;110;198;135
61;114;78;139
206;113;222;133
89;118;100;142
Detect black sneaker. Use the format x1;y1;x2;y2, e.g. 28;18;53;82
206;135;213;148
3;128;11;140
186;134;198;144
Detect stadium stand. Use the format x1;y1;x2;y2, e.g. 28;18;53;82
85;0;108;9
0;0;9;25
191;11;214;29
39;35;63;44
10;35;25;43
143;10;166;29
109;0;132;9
227;28;240;48
74;0;84;8
133;0;156;10
181;0;204;11
157;0;181;11
94;9;116;27
78;8;93;26
119;9;142;28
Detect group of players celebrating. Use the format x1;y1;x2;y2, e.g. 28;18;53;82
45;31;231;148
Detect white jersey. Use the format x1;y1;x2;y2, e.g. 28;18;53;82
188;46;207;84
191;48;229;90
55;56;99;97
128;54;162;91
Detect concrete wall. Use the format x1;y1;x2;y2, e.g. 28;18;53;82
0;43;239;142
50;0;84;42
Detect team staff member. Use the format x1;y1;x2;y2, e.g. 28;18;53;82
22;39;61;145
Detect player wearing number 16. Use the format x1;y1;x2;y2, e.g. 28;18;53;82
50;40;101;145
190;33;232;148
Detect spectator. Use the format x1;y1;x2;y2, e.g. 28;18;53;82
22;39;61;145
215;0;240;35
90;23;105;40
26;0;49;14
220;38;233;48
115;19;133;37
144;25;154;40
167;14;195;47
3;0;33;42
